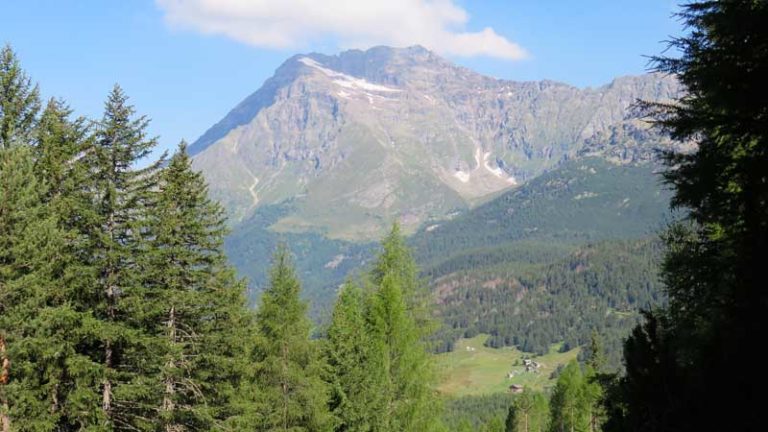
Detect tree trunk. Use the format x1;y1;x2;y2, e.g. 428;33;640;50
163;306;179;432
50;382;59;415
102;213;116;424
103;340;112;417
524;411;529;432
102;280;116;421
1;334;11;432
282;343;289;432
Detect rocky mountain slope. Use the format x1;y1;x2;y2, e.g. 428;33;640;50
190;46;681;240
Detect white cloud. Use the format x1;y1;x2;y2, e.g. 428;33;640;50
156;0;528;60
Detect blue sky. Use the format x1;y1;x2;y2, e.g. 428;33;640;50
2;1;682;158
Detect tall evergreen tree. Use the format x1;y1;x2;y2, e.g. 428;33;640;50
584;332;605;373
0;45;40;148
79;85;163;429
582;332;605;432
603;313;680;432
371;224;434;336
0;144;49;432
252;247;331;432
6;98;103;431
365;224;441;432
548;362;588;432
505;389;549;432
140;143;254;430
0;50;68;431
607;2;768;430
325;281;381;432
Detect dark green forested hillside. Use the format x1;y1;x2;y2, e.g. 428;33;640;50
432;238;665;370
410;156;672;365
411;157;672;272
443;394;517;432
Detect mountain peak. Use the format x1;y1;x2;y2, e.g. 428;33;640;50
289;44;454;83
190;47;681;239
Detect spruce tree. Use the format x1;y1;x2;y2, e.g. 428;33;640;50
34;98;91;205
0;45;40;148
0;50;70;430
584;332;605;373
9;98;104;431
140;142;254;430
252;247;331;432
80;85;163;429
0;144;49;431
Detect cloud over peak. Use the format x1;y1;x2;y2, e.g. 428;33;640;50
156;0;528;60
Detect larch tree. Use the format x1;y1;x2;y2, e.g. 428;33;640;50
252;247;331;432
370;224;434;337
325;281;381;432
365;224;441;432
548;362;588;432
506;389;549;432
582;332;605;432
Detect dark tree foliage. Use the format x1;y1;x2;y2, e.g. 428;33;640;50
607;2;768;431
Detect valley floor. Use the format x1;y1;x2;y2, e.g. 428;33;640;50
435;334;580;396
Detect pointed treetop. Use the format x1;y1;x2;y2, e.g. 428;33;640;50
176;139;189;154
94;84;159;167
586;330;606;372
372;222;414;282
0;44;41;148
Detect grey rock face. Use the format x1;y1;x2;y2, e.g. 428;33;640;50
190;46;682;240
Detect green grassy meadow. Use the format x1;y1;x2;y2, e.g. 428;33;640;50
435;335;580;397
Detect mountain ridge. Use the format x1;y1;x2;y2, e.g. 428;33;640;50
190;45;681;240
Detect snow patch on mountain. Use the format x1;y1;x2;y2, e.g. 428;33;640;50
299;57;401;93
482;151;505;177
454;170;471;183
